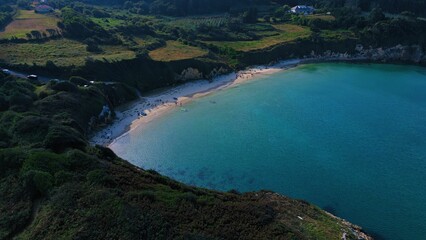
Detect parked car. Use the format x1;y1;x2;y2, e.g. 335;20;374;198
27;74;38;80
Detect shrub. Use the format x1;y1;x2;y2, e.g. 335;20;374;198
38;91;48;99
0;128;11;148
66;149;97;170
44;125;87;152
86;42;102;53
50;81;78;92
86;169;115;186
146;169;160;175
178;192;197;203
9;93;33;110
21;151;66;175
0;148;27;175
227;189;241;195
94;145;117;161
69;76;90;86
54;170;74;186
22;170;54;195
0;93;8;111
14;116;51;144
126;190;157;202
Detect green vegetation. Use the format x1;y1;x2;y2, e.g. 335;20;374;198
0;10;60;39
0;39;135;67
206;24;311;52
149;40;208;61
0;71;369;239
1;0;426;238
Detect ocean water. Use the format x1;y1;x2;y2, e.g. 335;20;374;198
111;63;426;240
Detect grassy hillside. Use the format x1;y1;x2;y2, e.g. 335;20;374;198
149;40;208;61
0;10;60;39
205;24;311;52
0;39;136;67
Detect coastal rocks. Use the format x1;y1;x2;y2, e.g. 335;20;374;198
253;191;373;240
175;68;203;81
305;44;425;65
356;44;424;63
205;67;229;80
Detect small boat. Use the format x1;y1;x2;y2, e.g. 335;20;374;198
180;108;188;112
2;69;11;75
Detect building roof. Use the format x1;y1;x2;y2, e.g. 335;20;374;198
35;5;53;10
292;5;314;10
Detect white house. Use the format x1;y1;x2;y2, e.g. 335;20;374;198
291;5;315;15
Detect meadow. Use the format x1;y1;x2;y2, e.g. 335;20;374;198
148;40;208;61
0;10;60;39
0;39;135;67
205;24;311;52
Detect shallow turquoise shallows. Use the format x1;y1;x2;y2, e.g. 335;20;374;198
111;63;426;240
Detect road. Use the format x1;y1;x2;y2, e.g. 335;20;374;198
2;68;57;83
1;67;118;85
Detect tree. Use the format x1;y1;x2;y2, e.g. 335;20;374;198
242;8;258;24
46;28;58;37
30;30;42;39
369;8;385;23
401;11;416;20
263;15;271;23
84;38;102;53
274;8;285;18
282;5;290;12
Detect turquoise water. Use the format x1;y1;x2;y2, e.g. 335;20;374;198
111;63;426;240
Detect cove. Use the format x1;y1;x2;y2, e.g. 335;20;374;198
111;63;426;240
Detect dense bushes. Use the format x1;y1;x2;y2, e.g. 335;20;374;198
0;4;13;29
44;125;87;152
14;116;51;144
50;81;79;92
22;170;54;195
0;148;27;175
60;7;111;41
69;76;90;86
86;169;115;186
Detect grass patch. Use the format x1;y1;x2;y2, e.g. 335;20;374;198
91;17;126;30
0;9;60;39
304;14;335;21
0;39;136;67
205;24;311;52
133;36;159;48
319;29;357;41
149;40;208;61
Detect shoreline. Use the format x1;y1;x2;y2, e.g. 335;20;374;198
89;57;367;147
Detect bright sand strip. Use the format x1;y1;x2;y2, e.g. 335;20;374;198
89;59;305;147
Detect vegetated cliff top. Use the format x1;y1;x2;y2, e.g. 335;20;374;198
0;69;372;239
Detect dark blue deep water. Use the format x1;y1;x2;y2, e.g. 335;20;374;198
112;63;426;240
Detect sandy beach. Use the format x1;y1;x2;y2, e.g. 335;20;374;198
90;57;357;147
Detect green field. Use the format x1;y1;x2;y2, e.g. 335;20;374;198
0;39;136;67
304;14;336;21
319;29;357;41
91;17;126;30
0;9;60;39
149;40;208;61
205;24;311;52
